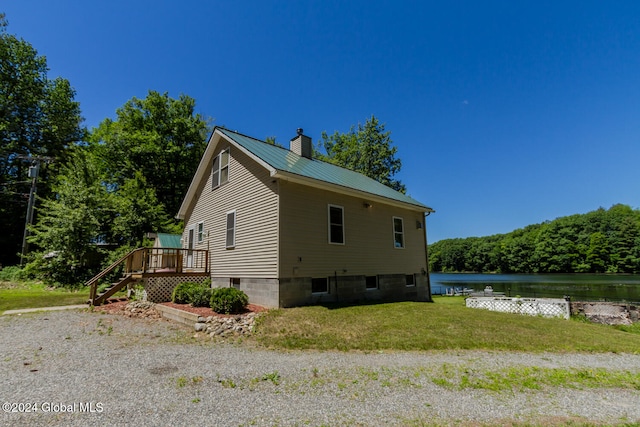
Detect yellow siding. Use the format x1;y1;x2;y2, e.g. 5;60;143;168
182;141;279;278
279;181;427;278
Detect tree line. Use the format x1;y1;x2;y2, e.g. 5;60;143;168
0;14;404;285
429;204;640;274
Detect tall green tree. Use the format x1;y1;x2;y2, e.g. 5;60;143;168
89;91;210;217
110;171;178;248
318;115;406;193
25;151;110;285
0;14;84;265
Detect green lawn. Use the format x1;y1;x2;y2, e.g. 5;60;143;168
0;281;89;314
254;296;640;353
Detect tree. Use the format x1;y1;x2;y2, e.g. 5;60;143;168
25;151;110;285
89;91;210;217
110;171;178;248
264;136;282;147
429;204;640;273
0;14;85;265
586;232;609;273
318;115;406;193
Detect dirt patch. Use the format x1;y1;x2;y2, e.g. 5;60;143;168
94;300;129;314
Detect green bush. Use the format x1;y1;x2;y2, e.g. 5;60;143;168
172;281;214;307
172;282;199;304
0;266;27;282
210;287;248;314
190;287;213;307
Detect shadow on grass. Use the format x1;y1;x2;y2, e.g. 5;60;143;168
316;298;436;310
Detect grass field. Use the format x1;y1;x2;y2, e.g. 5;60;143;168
3;278;640;355
0;280;89;314
254;296;640;353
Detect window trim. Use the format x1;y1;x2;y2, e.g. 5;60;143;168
220;148;230;184
405;274;416;287
225;210;236;248
197;221;204;243
393;216;405;249
328;204;345;245
212;147;230;189
365;275;379;291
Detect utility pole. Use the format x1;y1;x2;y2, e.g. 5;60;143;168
19;156;53;266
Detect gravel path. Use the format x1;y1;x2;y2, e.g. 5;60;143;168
1;309;639;426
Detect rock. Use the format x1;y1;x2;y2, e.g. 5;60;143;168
196;311;263;339
123;301;161;319
194;322;207;332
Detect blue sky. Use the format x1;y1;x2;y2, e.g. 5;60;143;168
4;1;640;243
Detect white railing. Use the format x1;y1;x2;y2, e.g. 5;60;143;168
466;297;570;319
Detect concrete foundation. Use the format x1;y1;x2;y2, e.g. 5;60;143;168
211;273;430;308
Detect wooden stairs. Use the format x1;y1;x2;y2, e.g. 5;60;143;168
91;275;136;306
86;248;139;306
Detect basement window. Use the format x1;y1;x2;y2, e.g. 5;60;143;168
230;278;240;289
406;274;415;287
311;277;329;294
365;275;378;290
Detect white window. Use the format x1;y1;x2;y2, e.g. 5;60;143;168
212;148;230;189
328;205;345;244
226;210;236;248
197;222;204;243
393;217;404;248
220;148;229;183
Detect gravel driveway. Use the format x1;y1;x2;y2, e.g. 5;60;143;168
1;308;639;426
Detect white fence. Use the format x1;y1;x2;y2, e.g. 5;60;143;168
466;297;570;319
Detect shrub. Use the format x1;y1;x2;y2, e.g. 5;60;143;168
172;282;199;304
0;266;27;282
210;287;248;314
190;287;213;307
172;281;214;307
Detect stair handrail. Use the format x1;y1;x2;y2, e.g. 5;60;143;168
86;248;144;303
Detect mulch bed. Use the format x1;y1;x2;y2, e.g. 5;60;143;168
95;299;268;318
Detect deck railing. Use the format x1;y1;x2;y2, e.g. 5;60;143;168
126;247;209;274
86;247;208;304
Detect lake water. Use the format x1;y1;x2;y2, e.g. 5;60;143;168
430;273;640;302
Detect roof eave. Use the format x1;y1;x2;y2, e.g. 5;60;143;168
176;127;278;220
272;170;433;213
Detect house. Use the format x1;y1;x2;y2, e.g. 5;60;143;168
176;127;434;308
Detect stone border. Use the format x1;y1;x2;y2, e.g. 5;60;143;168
154;303;199;326
154;303;259;337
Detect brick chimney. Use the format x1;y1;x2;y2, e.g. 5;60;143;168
290;128;312;159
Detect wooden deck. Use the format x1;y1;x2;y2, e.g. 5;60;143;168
86;247;209;305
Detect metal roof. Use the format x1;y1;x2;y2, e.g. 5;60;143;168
217;128;431;211
156;233;181;248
